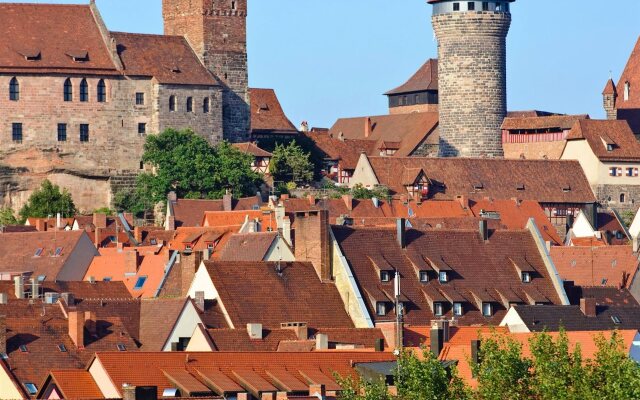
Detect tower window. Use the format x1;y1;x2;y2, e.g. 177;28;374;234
79;124;89;142
186;97;193;112
231;1;237;10
169;95;176;112
97;79;106;102
57;123;67;142
136;92;145;105
80;78;88;102
64;78;73;102
620;193;626;203
482;1;489;10
138;123;147;135
453;2;460;11
468;2;475;11
203;97;210;113
12;123;23;143
9;77;19;101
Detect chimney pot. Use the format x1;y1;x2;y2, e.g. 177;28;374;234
223;192;233;212
580;297;597;317
315;333;328;350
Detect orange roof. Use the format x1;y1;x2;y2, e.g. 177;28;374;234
250;88;299;135
567;119;640;162
393;200;472;219
43;370;102;400
202;210;278;231
169;227;233;253
570;237;608;247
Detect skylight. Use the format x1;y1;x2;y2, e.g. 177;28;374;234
54;247;63;257
24;383;37;395
611;315;622;325
33;248;43;257
117;344;126;351
19;345;28;352
57;344;67;352
133;276;147;290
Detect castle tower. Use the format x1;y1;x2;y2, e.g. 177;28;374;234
430;0;514;158
603;78;618;120
163;0;249;142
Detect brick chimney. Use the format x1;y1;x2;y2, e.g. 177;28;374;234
167;191;178;203
194;291;205;312
181;251;203;296
281;322;308;340
93;213;107;229
364;117;372;138
310;384;326;399
261;393;276;400
342;194;353;211
85;311;97;338
456;195;468;209
294;211;332;282
124;250;139;275
35;219;47;232
580;297;597;317
0;315;6;355
68;310;85;348
122;384;136;400
307;194;315;206
166;215;176;231
223;191;233;212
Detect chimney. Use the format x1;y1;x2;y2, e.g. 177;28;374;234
124;250;139;275
61;292;75;306
282;217;292;246
280;194;290;201
307;194;315;206
134;226;143;244
275;204;286;229
294;211;332;282
479;220;489;241
122;384;136;400
30;277;39;300
342;194;353;212
14;276;24;299
310;384;327;400
94;227;102;248
0;293;7;305
93;213;107;229
181;251;203;297
316;333;328;350
580;297;597;317
396;218;407;249
430;322;445;357
261;394;276;400
167;191;177;203
85;311;97;337
471;340;481;376
237;394;249;400
68;310;85;348
0;315;6;355
281;322;308;340
35;219;47;232
223;191;233;212
56;213;62;230
166;216;176;231
456;195;468;209
364;117;372;138
194;291;205;312
247;323;263;340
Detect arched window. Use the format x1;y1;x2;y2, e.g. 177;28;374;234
9;77;19;101
80;79;88;102
64;78;73;102
620;193;626;203
169;95;176;112
203;97;210;113
97;79;106;103
186;97;193;112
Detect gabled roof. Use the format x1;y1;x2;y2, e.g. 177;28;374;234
111;32;217;86
501;114;589;131
303;131;377;170
217;232;278;261
550;246;639;289
0;3;118;75
603;78;617;95
617;35;640;109
566;119;640;162
170;196;262;228
384;58;438;95
509;304;640;331
202;261;355;329
38;370;103;400
333;226;564;325
139;298;194;351
249;88;299;135
232;142;273;158
364;156;595;204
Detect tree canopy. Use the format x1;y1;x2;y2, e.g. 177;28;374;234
19;179;76;220
269;141;314;186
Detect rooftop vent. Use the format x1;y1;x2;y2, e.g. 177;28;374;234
17;49;41;61
66;50;89;62
473;182;484;190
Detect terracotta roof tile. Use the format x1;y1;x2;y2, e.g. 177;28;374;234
501;115;589;131
170;196;262;228
249;88;298;135
231;142;273;158
139;298;191;351
566;119;640;162
385;58;438;95
0;280;132;300
202;210;276;231
617;36;640;110
603;78;617;95
44;370;103;400
304;131;377;170
217;232;278;261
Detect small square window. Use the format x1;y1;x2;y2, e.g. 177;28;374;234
138;123;147;135
439;271;448;283
482;303;493;317
12;123;23;143
79;124;89;142
419;271;429;283
380;271;391;282
453;302;463;316
135;92;145;105
522;272;531;283
611;315;622;324
134;276;147;290
24;383;38;395
434;302;444;317
117;343;126;351
376;302;386;316
57;123;67;142
468;2;475;11
482;1;489;11
453;2;460;11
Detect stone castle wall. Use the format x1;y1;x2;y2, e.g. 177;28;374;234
595;184;640;212
433;12;511;158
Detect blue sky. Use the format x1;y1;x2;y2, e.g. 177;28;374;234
6;0;640;128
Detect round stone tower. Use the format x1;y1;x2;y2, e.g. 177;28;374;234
430;0;514;158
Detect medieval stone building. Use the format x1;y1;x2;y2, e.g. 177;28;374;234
0;0;249;211
430;0;514;158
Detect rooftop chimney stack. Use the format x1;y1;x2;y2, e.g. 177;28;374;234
68;310;85;348
194;291;205;312
397;218;407;249
310;384;327;400
223;191;233;212
93;213;107;229
316;333;329;350
247;323;263;340
14;276;24;299
85;311;97;337
580;297;597;317
479;220;489;241
364;117;372;138
294;210;332;282
30;277;39;300
342;194;353;211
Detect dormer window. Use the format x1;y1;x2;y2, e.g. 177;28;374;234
380;271;391;282
439;271;448;283
67;51;89;62
376;302;387;316
419;271;429;283
625;81;630;101
185;244;193;252
482;303;493;317
453;302;463;316
434;302;444;316
134;276;147;290
607;144;614;152
522;272;531;283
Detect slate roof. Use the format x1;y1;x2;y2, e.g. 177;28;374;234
564;285;639;307
385;58;438;95
550;245;639;289
249;88;299;135
501;115;589;131
365;156;596;204
202;261;355;329
333;226;564;325
566;119;640;162
510;304;640;331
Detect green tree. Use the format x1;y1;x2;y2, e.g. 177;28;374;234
0;207;18;226
587;331;640;399
269;141;314;185
335;375;392;400
19;180;76;220
132;129;261;212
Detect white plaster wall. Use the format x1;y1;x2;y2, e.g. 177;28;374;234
162;302;204;351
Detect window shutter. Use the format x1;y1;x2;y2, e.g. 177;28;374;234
617;167;623;177
634;168;639;177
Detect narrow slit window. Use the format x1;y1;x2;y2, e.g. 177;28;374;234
80;79;88;102
9;77;19;101
97;79;106;102
64;78;73;102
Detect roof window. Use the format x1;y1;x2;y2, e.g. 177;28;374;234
380;271;391;282
624;81;630;101
473;182;484;190
18;49;40;61
54;247;63;256
522;272;531;283
611;315;622;324
57;344;67;352
67;51;89;63
19;345;28;352
24;383;38;395
117;343;127;351
34;248;43;257
134;276;147;290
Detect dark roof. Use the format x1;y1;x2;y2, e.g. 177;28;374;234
249;88;299;135
511;304;640;331
365;156;596;204
385;59;438;95
202;261;355;329
564;285;639;307
333;226;564;325
566;119;640;162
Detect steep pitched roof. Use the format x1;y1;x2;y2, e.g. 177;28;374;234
217;232;278;261
501;115;589;131
111;32;217;85
303;131;377;170
202;261;355;329
333;226;564;325
0;3;118;75
170;196;262;228
566;119;640;162
509;304;640;331
384;58;438;95
39;370;103;400
139;298;192;351
232;142;273;158
617;35;640;109
249;88;299;135
365;156;595;203
603;78;617;95
550;246;639;289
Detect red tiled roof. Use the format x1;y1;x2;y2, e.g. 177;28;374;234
304;131;377;170
603;78;617;95
217;232;278;262
0;280;133;300
550;245;639;288
365;156;596;204
202;261;355;329
207;328;298;351
232;142;273;158
570;237;607;247
617;36;640;110
385;58;438;95
201;210;277;231
249;88;298;135
43;370;103;400
170;196;262;228
139;298;192;351
598;212;629;246
501;115;589;131
566;119;640;162
0;3;118;75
